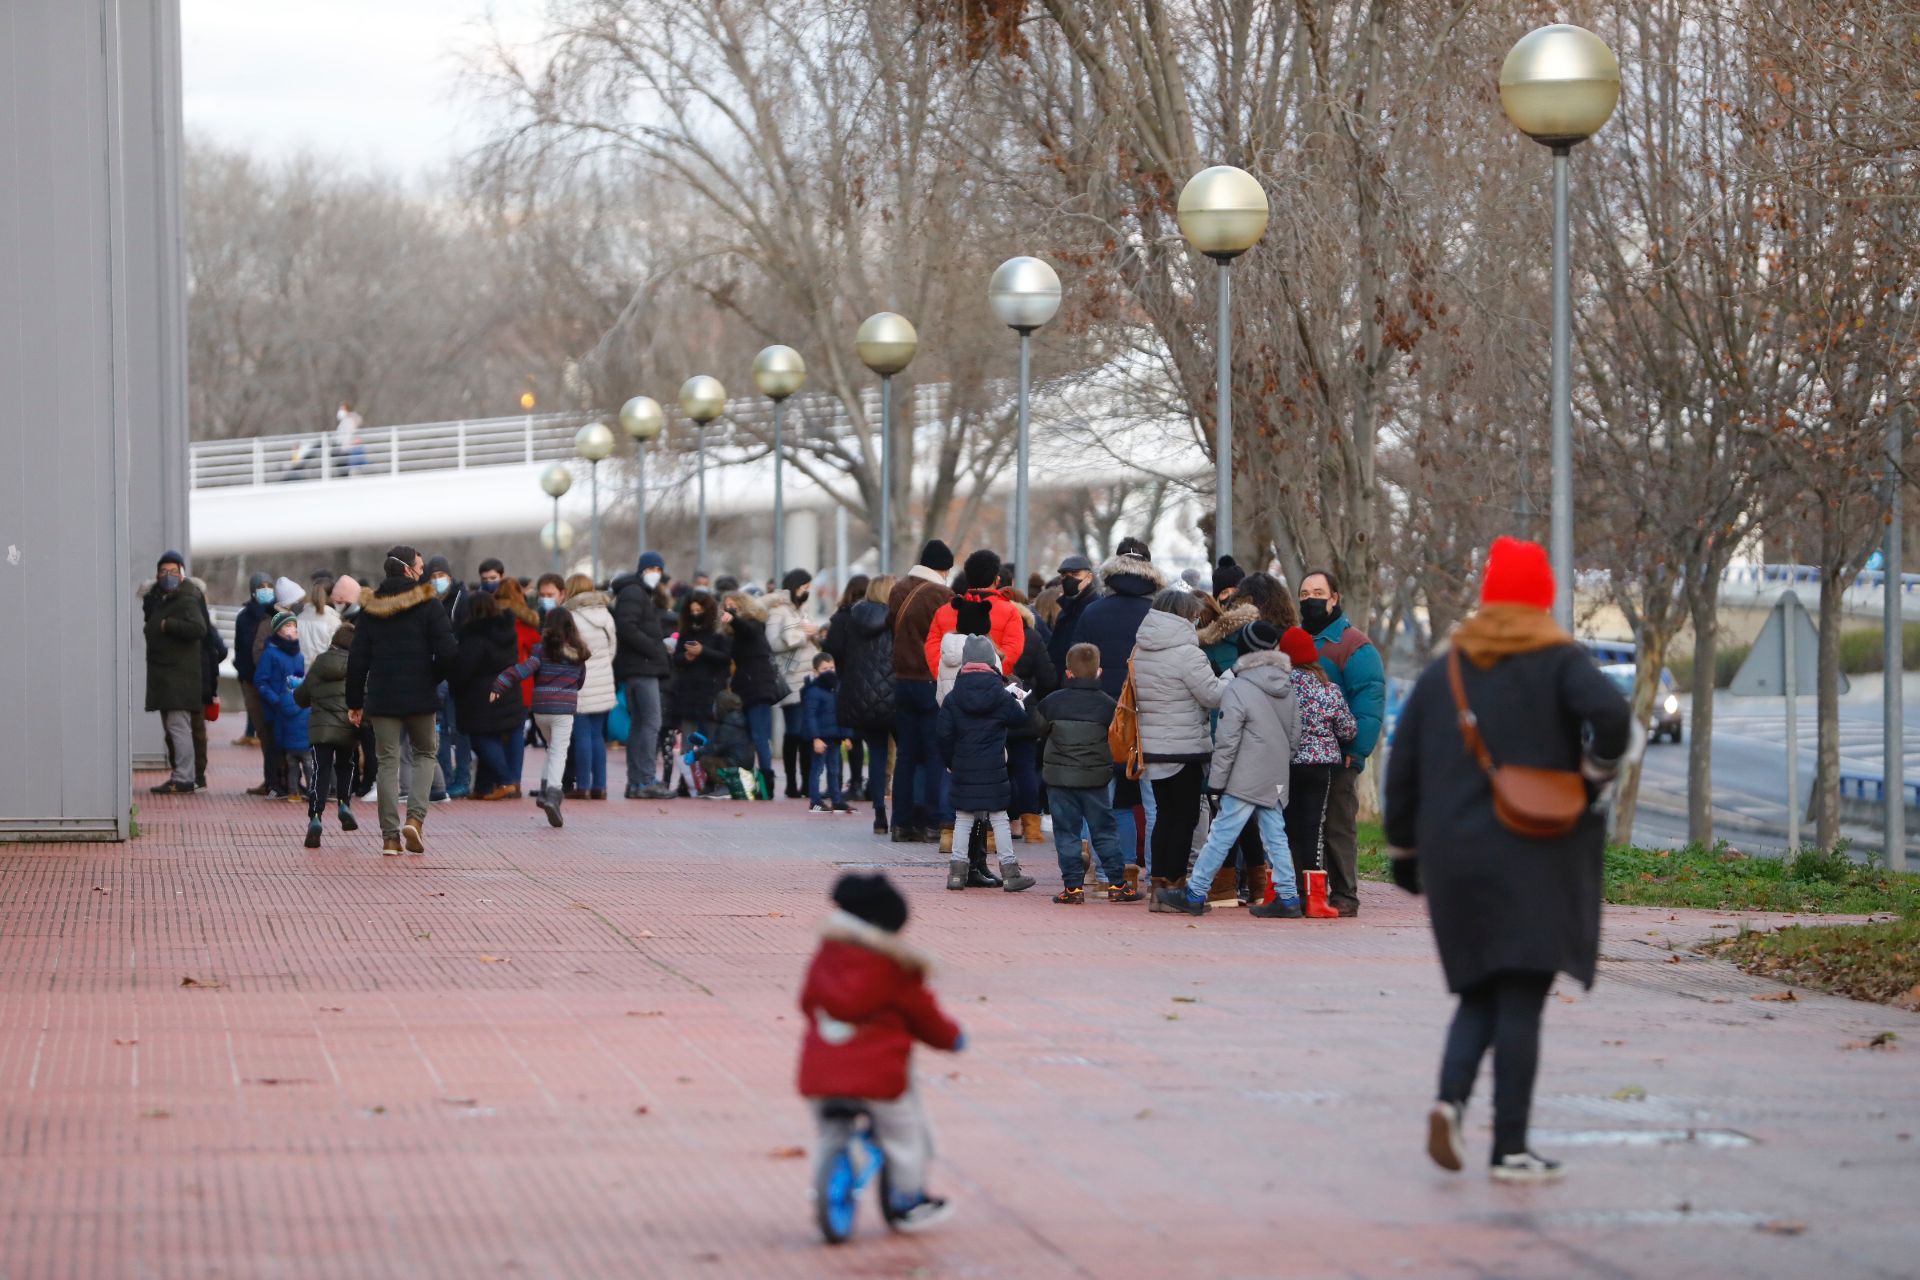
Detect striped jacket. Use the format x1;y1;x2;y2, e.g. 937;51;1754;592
494;652;585;716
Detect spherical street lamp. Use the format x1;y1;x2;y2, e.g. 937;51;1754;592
574;421;616;583
679;376;728;573
989;257;1063;587
856;313;919;572
1500;24;1620;629
1177;165;1269;561
539;519;576;556
539;462;573;574
619;396;664;562
753;346;808;578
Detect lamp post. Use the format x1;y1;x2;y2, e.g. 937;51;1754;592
539;518;576;563
1176;165;1269;563
679;375;728;573
989;257;1062;587
574;420;616;584
752;346;807;578
619;395;664;561
539;462;573;575
1500;23;1621;631
856;312;918;573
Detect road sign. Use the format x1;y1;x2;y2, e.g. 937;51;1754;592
1730;591;1847;697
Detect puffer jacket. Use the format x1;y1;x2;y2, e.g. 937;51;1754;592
452;614;525;736
1207;650;1299;806
1129;609;1229;762
254;635;311;754
935;664;1026;813
1074;554;1168;697
346;577;458;716
837;600;895;731
670;604;732;724
610;573;673;680
725;596;787;707
1292;667;1357;765
298;603;342;670
1006;617;1057;742
1031;676;1117;789
799;672;849;741
797;911;961;1101
924;588;1025;676
293;642;355;749
764;590;819;708
565;590;619;714
142;577;210;712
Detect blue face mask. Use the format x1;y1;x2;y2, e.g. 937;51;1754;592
479;580;500;593
254;587;275;606
432;576;450;596
538;597;557;613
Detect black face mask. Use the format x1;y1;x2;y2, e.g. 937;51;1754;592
1298;598;1335;634
793;590;809;607
1061;577;1080;599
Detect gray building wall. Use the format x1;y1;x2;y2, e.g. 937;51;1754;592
0;1;187;839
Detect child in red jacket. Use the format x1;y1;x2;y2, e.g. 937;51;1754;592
798;872;964;1232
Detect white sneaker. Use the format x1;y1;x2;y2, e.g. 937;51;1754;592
890;1196;956;1234
1491;1151;1565;1184
1427;1101;1465;1172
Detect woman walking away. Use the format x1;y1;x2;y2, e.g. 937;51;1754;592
723;591;786;799
1277;626;1356;919
1130;590;1230;908
935;637;1036;893
821;575;871;795
493;605;589;828
839;575;897;834
454;591;526;799
256;612;312;804
563;573;618;799
1385;537;1630;1184
294;623;359;846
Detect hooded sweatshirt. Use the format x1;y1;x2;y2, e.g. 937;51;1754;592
1207;649;1300;806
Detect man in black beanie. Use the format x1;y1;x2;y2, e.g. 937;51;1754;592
885;540;957;845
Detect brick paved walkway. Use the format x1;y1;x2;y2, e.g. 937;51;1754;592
2;742;1916;1278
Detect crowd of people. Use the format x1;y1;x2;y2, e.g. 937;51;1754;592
144;535;1390;907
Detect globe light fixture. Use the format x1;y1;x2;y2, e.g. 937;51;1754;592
679;376;728;572
574;421;616;582
856;313;919;571
989;257;1063;586
619;396;664;559
539;462;573;574
753;346;808;577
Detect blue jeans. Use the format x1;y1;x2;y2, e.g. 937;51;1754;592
1049;785;1126;888
745;701;776;777
1109;770;1159;864
572;711;608;791
469;729;525;791
1188;795;1298;901
436;682;471;792
622;677;664;789
891;681;949;829
809;741;844;806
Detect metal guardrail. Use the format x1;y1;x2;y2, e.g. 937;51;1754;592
187;386;953;491
1723;563;1920;595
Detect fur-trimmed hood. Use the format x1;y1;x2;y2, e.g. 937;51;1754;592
1198;601;1261;647
565;589;613;611
359;580;439;618
1096;554;1166;596
817;909;934;976
1235;648;1293;675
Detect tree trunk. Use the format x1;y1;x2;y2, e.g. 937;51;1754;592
1686;591;1719;848
1813;552;1847;850
1610;628;1672;845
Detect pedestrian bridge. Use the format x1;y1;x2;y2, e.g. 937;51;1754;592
187;383;1205;558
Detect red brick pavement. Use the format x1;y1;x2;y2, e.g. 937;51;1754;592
1;741;1916;1278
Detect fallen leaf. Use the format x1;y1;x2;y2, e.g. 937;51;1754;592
440;1097;478;1107
366;1105;387;1116
1842;1031;1899;1051
634;1106;650;1117
1756;1220;1807;1236
1555;993;1577;1003
1752;990;1797;1002
767;1146;806;1159
478;954;508;964
427;892;446;897
319;1007;344;1013
656;807;669;815
1601;1039;1626;1046
676;1075;692;1084
113;1038;137;1047
1134;1108;1152;1120
248;1078;314;1087
768;911;783;918
1170;996;1199;1004
141;1109;170;1120
1164;1013;1180;1021
92;886;109;893
179;976;222;989
1664;955;1683;965
626;1010;665;1018
1610;1085;1648;1102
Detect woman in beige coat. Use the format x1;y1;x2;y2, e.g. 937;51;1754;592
563;574;619;798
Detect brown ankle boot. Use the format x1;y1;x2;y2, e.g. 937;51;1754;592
1022;813;1044;844
1147;876;1171;912
939;826;955;855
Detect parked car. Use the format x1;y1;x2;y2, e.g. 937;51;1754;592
1600;664;1683;743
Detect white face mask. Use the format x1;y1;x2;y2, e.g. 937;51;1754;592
641;570;662;590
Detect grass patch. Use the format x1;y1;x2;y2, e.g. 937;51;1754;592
1709;918;1920;1009
1669;621;1920;690
1356;822;1920;916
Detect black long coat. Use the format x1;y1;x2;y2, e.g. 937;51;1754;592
935;669;1026;813
1005;621;1057;742
1384;641;1631;993
837;600;895;732
453;614;526;735
727;612;786;708
143;579;209;712
345;577;458;716
669;616;732;725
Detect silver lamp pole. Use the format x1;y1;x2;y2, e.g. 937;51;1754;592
679;376;728;575
1887;409;1909;871
1177;166;1270;563
990;256;1063;585
574;421;615;583
619;396;664;562
753;346;808;579
539;462;574;576
856;313;918;573
1501;24;1622;631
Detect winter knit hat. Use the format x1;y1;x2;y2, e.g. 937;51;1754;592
961;634;1001;670
918;539;955;572
247;570;273;592
330;575;361;608
831;872;909;934
781;568;813;593
156;550;187;573
1212;554;1246;596
963;549;1002;590
1242;620;1281;653
274;576;305;607
637;551;666;573
424;554;454;580
1115;536;1151;562
269;611;299;634
1278;625;1319;669
1480;536;1556;611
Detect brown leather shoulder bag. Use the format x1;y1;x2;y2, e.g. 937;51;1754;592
1447;648;1587;839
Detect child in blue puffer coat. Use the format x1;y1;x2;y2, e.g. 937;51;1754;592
255;611;312;801
800;653;852;814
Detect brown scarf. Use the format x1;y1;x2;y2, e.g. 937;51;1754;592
1451;604;1573;669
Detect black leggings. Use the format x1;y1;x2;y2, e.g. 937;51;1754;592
1285;763;1336;882
307;743;357;818
1147;762;1206;882
1438;970;1555;1160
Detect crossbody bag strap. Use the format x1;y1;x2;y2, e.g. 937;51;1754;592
1446;648;1497;776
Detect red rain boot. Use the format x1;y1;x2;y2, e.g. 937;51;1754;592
1303;869;1340;918
1250;863;1275;907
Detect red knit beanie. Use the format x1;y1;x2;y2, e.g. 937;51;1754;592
1480;537;1556;610
1279;625;1320;669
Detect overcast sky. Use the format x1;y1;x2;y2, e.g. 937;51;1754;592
182;0;549;174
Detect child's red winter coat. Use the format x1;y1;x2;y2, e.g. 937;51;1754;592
797;911;961;1100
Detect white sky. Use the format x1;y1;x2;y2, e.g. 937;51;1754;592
182;0;550;174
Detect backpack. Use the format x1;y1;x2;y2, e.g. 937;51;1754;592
1107;659;1144;780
